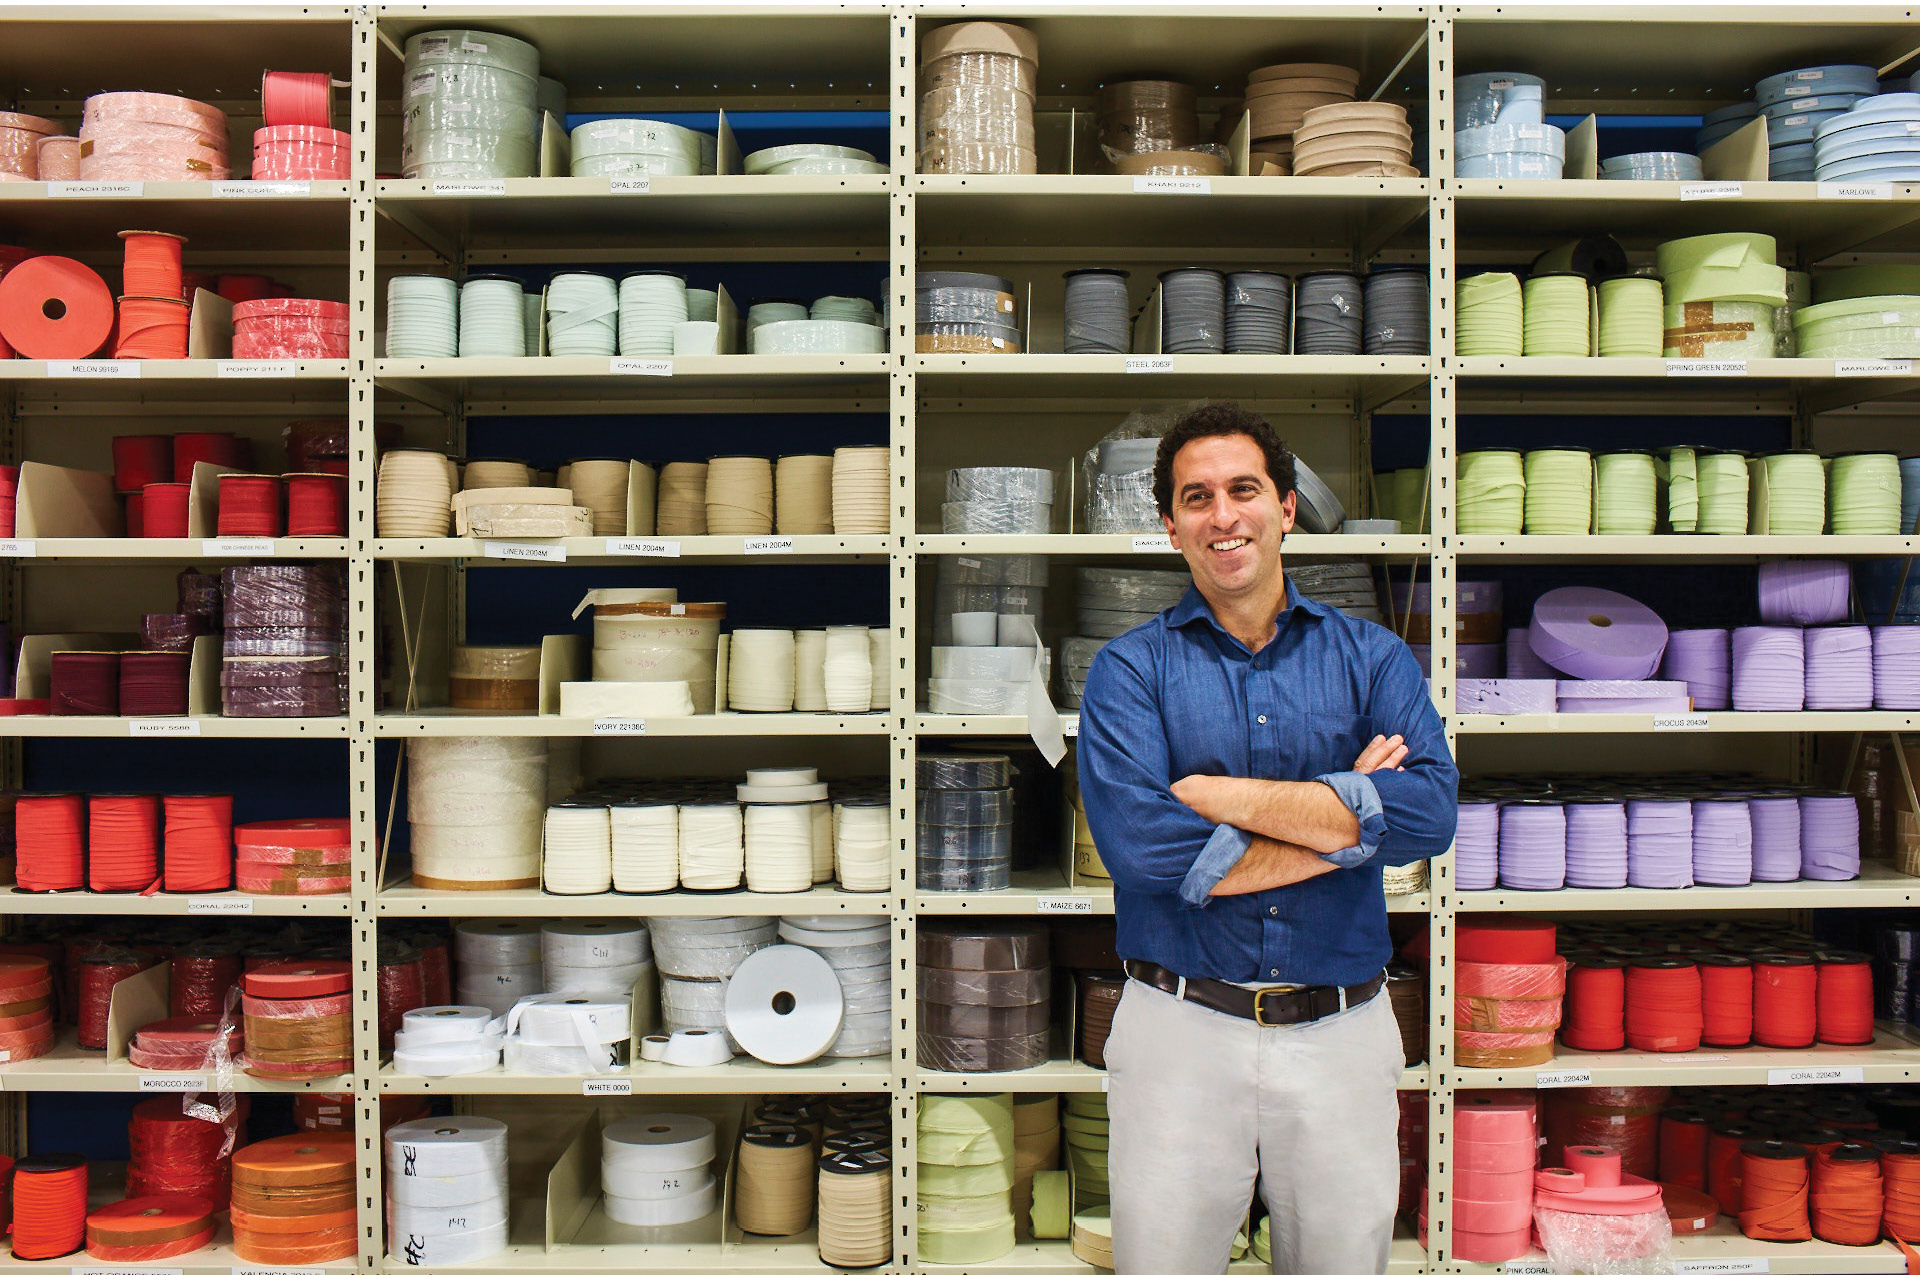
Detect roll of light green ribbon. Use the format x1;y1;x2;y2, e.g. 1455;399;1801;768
1791;295;1920;359
1663;446;1698;533
1829;451;1902;535
1594;450;1658;535
1656;232;1788;305
1696;450;1749;535
1457;272;1524;356
1523;448;1593;534
919;1093;1014;1165
1522;273;1591;357
1253;1216;1273;1263
1663;299;1775;359
1458;450;1526;534
919;1161;1016;1196
918;1094;1017;1264
1030;1170;1071;1240
1760;450;1826;535
1597;276;1663;357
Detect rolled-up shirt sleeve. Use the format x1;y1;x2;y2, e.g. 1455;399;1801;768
1079;643;1237;904
1358;637;1459;867
1314;770;1386;868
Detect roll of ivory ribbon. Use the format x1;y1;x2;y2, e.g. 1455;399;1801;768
1758;560;1851;625
542;802;612;894
1528;587;1668;679
795;629;828;710
407;737;545;889
729;628;798;711
611;801;678;892
725;944;845;1064
565;458;630;535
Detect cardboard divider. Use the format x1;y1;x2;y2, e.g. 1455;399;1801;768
1131;284;1165;355
1702;115;1769;182
186;288;234;360
1565;115;1598;181
1229;110;1252;177
716;109;741;177
14;632;133;698
14;461;121;537
187;460;243;539
715;282;740;355
537;635;586;715
539;112;570;178
545;1100;744;1251
187;633;221;717
105;963;171;1062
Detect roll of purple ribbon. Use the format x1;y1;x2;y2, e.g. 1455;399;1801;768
1798;793;1860;881
1731;626;1805;711
1661;628;1731;711
1690;796;1754;887
1456;679;1557;714
1873;625;1920;709
1804;625;1873;710
1757;560;1852;627
1626;797;1694;888
1748;793;1803;882
1528;586;1669;680
1564;799;1628;888
1455;800;1500;890
1498;800;1567;890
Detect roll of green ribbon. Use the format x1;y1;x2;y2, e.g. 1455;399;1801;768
1253;1216;1273;1263
1792;295;1920;359
1458;449;1525;534
1696;450;1749;535
1597;276;1663;357
1829;451;1902;535
1522;273;1591;357
1457;272;1523;356
1761;450;1826;535
1594;450;1658;535
1030;1170;1071;1240
918;1094;1017;1264
1523;448;1593;534
1663;446;1698;533
919;1160;1016;1196
1656;232;1787;305
919;1093;1013;1165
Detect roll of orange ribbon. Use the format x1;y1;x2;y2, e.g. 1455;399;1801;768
230;1132;356;1264
85;1194;217;1262
0;256;114;359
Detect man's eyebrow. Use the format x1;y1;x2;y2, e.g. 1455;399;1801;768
1180;475;1265;495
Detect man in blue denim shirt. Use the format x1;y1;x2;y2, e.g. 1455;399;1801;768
1078;403;1456;1275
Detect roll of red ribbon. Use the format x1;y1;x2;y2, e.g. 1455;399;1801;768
1710;1123;1761;1216
86;793;160;891
1659;1108;1712;1190
1814;951;1875;1046
11;1153;88;1259
119;651;190;717
172;431;249;481
124;490;144;536
1753;954;1818;1049
112;435;173;493
127;1097;240;1201
163;793;234;892
77;948;157;1049
114;295;190;360
1884;1142;1920;1242
1457;917;1558;964
0;256;115;359
1740;1140;1812;1242
231;297;349;359
140;483;191;537
261;72;333;128
216;473;285;536
1697;953;1753;1048
0;462;17;537
375;945;425;1052
285;472;347;536
216;275;276;304
119;231;186;300
169;946;242;1017
1562;956;1625;1051
1623;957;1702;1052
50;651;121;715
15;792;85;891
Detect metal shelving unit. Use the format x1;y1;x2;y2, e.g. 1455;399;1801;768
0;5;1917;1275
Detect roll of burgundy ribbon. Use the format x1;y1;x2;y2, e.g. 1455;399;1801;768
50;652;121;715
118;651;189;716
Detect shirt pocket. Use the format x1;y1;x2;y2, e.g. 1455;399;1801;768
1299;711;1376;777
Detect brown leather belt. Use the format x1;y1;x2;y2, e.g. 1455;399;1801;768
1123;959;1385;1027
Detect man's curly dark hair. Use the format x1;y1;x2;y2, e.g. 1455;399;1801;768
1150;402;1297;518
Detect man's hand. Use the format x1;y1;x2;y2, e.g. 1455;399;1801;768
1353;733;1408;774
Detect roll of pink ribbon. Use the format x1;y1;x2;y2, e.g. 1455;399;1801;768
1527;587;1669;680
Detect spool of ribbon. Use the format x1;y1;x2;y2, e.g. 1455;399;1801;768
0;256;114;358
240;959;352;1078
12;1154;88;1260
1528;586;1669;679
261;72;333;128
230;1132;357;1264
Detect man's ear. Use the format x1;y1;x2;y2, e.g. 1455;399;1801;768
1163;510;1178;548
1278;489;1298;534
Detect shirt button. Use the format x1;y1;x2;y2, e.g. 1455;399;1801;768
1257;714;1268;724
1269;907;1278;916
1270;969;1280;977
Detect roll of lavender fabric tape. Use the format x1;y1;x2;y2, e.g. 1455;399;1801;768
1459;642;1504;678
1626;797;1694;888
1804;625;1874;709
1873;625;1920;708
1508;627;1556;678
1528;586;1669;680
1757;560;1852;626
1456;679;1558;714
1556;694;1694;714
1455;800;1500;889
1661;628;1731;710
1556;679;1689;700
1690;797;1754;887
1748;793;1803;881
1731;626;1806;711
1564;799;1628;888
1498;800;1567;890
1798;792;1861;880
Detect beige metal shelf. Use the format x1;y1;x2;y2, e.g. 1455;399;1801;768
1453;711;1920;735
2;888;349;916
375;1240;843;1275
374;535;890;564
968;1235;1428;1275
1456;861;1920;912
0;1031;347;1093
375;355;889;410
374;711;891;737
0;715;349;737
377;1055;892;1096
914;533;1430;558
8;537;353;561
1459;1224;1907;1275
0;1239;357;1275
913;353;1429;406
914;713;1074;738
1453;1028;1919;1089
376;882;891;917
1455;534;1920;561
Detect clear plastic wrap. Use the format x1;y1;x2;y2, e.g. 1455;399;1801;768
918;753;1013;789
919;859;1012;891
1532;1205;1674;1275
919;1029;1049;1071
921;50;1039;97
0;112;60;179
1098;80;1198;162
941;500;1051;533
948;467;1054;502
918;288;1019;326
918;787;1015;824
400;35;539;180
917;322;1023;353
918;55;1037;176
252;125;349;181
220;564;345;625
231;298;351;360
918;822;1013;859
920;966;1049;1005
939;555;1048;586
1077;566;1189;612
459;502;592;538
927;679;1033;714
921;1000;1050;1035
79;92;229;181
750;318;885;355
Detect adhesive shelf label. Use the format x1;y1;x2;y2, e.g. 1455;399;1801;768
609;358;673;376
1768;1065;1864;1085
1131;535;1172;553
1534;1069;1592;1088
214;181;312;198
1818;181;1893;200
744;537;795;555
138;1075;206;1092
1132;176;1211;194
129;720;201;736
88;1267;183;1275
1665;360;1746;377
609;177;652;194
1125;356;1174;373
592;718;647;735
583;1078;633;1095
607;538;681;557
188;897;254;915
1835;359;1914;376
1676;1261;1770;1274
1678;182;1743;201
217;360;298;379
483;540;567;562
1653;715;1710;731
48;181;142;197
1035;896;1094;914
431;179;506;196
1505;1264;1553;1275
203;538;278;556
46;361;140;378
236;1267;330;1275
0;541;36;557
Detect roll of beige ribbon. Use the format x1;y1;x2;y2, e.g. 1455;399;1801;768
376;449;456;536
567;457;631;535
656;462;709;534
735;1125;816;1235
823;625;873;713
728;628;797;711
794;629;828;711
706;455;775;535
832;446;890;534
462;459;533;490
775;454;834;534
868;627;890;710
450;644;541;712
818;1151;893;1267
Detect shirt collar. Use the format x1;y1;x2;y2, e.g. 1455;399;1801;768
1166;576;1330;641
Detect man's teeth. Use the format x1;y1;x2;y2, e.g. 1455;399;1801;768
1212;538;1247;551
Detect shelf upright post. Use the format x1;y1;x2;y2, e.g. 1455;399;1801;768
1427;10;1458;1273
889;7;920;1267
348;8;384;1269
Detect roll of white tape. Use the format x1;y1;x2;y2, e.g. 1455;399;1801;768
638;1033;671;1061
398;1005;499;1043
559;680;696;718
386;1162;510;1208
385;1116;509;1177
509;994;632;1045
603;1177;718;1226
662;1028;735;1067
385;1218;508;1266
603;1113;718;1171
724;944;846;1064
